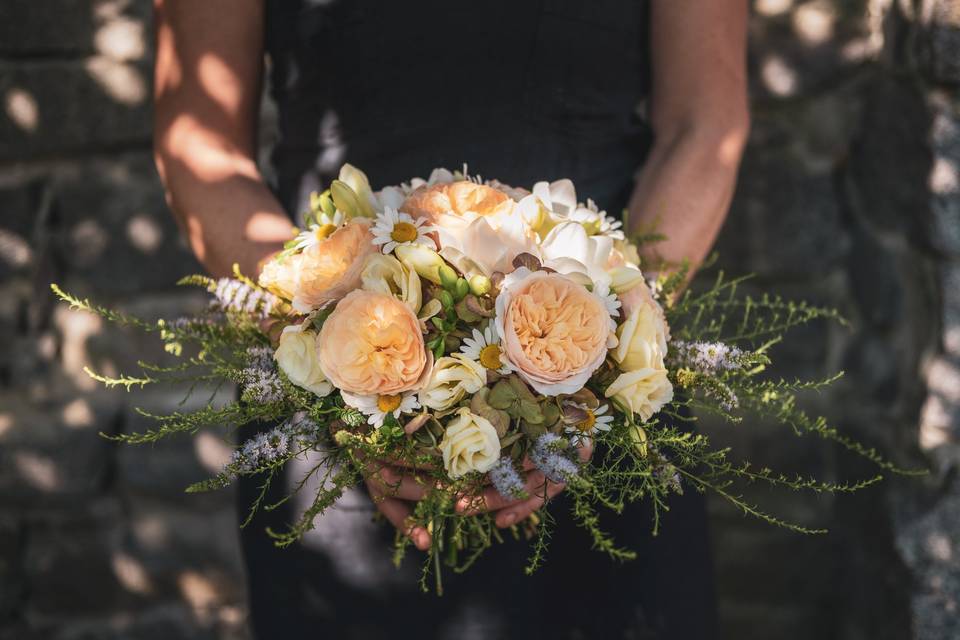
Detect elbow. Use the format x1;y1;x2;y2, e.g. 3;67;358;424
653;105;751;169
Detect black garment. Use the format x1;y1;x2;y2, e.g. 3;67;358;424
239;1;717;638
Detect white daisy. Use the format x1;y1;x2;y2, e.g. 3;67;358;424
371;206;436;254
460;324;511;374
569;199;625;240
292;210;345;251
564;403;615;438
340;390;420;429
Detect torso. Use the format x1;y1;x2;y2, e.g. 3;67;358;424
264;0;651;218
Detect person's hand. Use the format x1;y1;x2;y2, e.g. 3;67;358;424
364;459;434;551
455;440;593;528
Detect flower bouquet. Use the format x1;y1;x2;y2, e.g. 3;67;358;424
53;164;914;592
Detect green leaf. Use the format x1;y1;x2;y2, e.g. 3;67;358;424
521;420;547;440
454;278;470;302
488;379;517;410
518;400;544;425
499;432;523;449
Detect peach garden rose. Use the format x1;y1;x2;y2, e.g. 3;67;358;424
292;219;377;313
401;180;514;224
317;289;430;396
494;268;613;396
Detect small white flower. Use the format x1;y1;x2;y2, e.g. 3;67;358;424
564;403;615;439
581;198;625;240
371;207;436;254
460;324;511;374
340;390;420;429
292;210;345;251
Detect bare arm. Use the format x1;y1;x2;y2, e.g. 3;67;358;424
627;0;750;277
153;0;292;278
154;0;438;549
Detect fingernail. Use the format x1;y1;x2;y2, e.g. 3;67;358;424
500;512;517;527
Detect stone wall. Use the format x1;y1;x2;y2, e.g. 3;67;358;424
0;1;957;639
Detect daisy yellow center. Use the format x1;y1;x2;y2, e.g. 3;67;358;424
377;394;402;413
315;223;338;241
390;221;419;243
479;344;503;370
576;410;597;433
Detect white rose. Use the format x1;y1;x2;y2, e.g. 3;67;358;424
360;253;422;312
418;354;486;412
611;303;669;372
439;408;501;478
274;325;333;397
604;368;673;423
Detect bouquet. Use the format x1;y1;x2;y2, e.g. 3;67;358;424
53;164;915;593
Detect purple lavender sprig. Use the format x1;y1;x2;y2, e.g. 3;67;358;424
245;345;275;371
489;457;528;500
671;340;744;375
229;412;322;476
211;278;279;319
529;433;580;483
240;367;284;404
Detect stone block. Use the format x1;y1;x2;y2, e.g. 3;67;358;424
21;499;142;619
0;515;25;621
720;143;849;279
0;1;97;56
0;392;121;506
749;0;874;103
928;0;960;85
930;100;960;258
52;153;202;296
0;176;47;280
115;388;237;502
0;59;152;161
846;76;934;249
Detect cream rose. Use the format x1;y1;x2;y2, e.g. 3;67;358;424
611;303;669;372
274;325;332;397
317;290;430;395
258;253;300;301
604;368;673;423
495;268;612;396
360;253;422;312
439;408;501;478
292;219;377;313
418;354;487;412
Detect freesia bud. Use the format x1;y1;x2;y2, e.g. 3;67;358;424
395;244;445;284
330;180;363;219
628;424;648;458
469;274;491;296
337;164;375;217
438;265;459;289
319;191;336;216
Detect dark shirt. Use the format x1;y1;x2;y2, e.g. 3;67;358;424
238;2;716;638
264;0;651;217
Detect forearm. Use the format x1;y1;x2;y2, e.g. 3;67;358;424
626;121;748;278
155;127;292;278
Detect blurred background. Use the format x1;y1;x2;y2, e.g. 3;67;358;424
1;1;958;638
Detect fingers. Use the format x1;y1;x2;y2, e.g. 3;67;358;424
576;440;594;462
495;476;566;528
457;469;547;515
365;463;431;501
455;484;524;515
366;479;432;551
